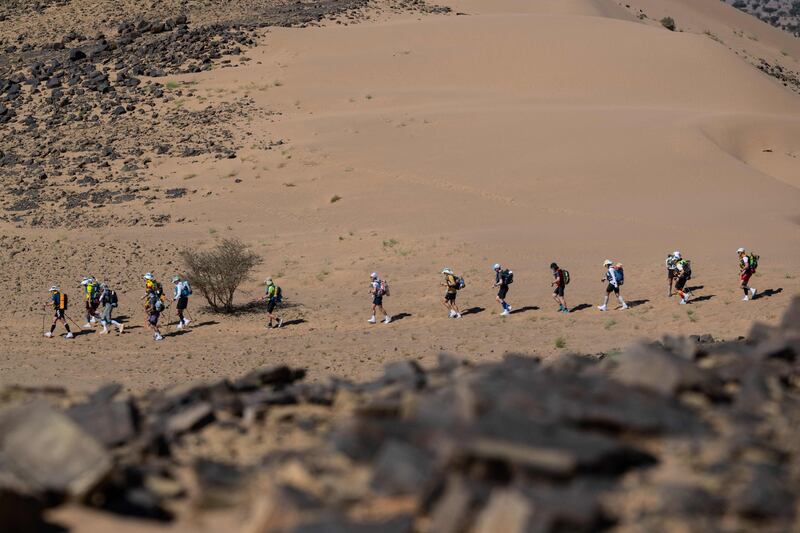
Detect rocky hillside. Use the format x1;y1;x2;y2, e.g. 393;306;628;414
725;0;800;36
0;0;448;229
1;298;798;531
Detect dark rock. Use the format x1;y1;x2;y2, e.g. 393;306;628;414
66;398;138;448
370;440;435;495
231;365;302;392
732;464;795;519
164;402;214;436
0;402;111;498
193;459;250;508
68;48;86;61
610;342;724;398
382;360;426;388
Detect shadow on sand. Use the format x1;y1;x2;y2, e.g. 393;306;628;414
462;307;485;316
754;288;783;300
510;306;539;315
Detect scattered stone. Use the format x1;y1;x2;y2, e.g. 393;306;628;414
0;402;111;498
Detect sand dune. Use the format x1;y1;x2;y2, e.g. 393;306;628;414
0;0;798;395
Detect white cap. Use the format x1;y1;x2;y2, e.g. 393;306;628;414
144;273;154;280
737;247;745;253
80;278;89;286
50;285;59;292
442;268;453;275
172;275;181;283
265;277;273;284
493;263;501;270
603;259;613;266
673;251;681;259
370;272;378;279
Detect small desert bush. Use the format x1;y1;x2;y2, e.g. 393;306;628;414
180;238;262;313
554;336;567;349
660;17;676;31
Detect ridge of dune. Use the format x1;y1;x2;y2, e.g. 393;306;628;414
446;0;635;20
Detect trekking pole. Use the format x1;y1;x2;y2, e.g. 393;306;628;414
64;313;83;331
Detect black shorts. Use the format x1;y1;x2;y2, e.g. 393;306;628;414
445;291;457;302
606;283;619;294
54;309;65;319
372;295;383;306
675;276;688;291
176;296;188;310
267;299;277;313
148;313;160;326
553;285;564;297
497;285;508;300
667;269;677;281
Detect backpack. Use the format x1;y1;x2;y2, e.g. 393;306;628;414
502;269;514;285
148;280;164;298
454;276;466;290
275;285;283;303
562;269;570;285
180;282;192;298
88;283;100;304
153;298;164;312
56;292;68;311
110;290;118;308
666;255;677;270
378;280;390;297
747;253;759;272
613;265;624;286
680;260;692;279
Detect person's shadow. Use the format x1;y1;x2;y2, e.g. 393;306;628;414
392;313;412;322
627;299;650;308
462;307;485;316
753;288;783;300
510;306;538;315
570;303;592;312
280;318;306;327
691;295;715;303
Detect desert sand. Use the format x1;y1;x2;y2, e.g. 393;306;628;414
0;0;798;397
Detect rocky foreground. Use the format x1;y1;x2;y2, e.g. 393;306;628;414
0;297;797;531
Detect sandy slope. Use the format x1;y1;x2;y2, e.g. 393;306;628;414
1;0;799;395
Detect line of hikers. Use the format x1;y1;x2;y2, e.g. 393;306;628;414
368;247;760;322
42;247;761;338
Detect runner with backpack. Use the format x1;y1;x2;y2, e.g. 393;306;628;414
666;252;680;297
44;285;74;338
598;260;628;311
263;278;284;328
97;283;124;334
143;273;164;299
672;252;693;305
172;275;192;329
492;264;513;316
550;262;569;313
368;272;392;324
81;276;100;328
145;288;164;341
737;247;759;301
441;268;464;318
